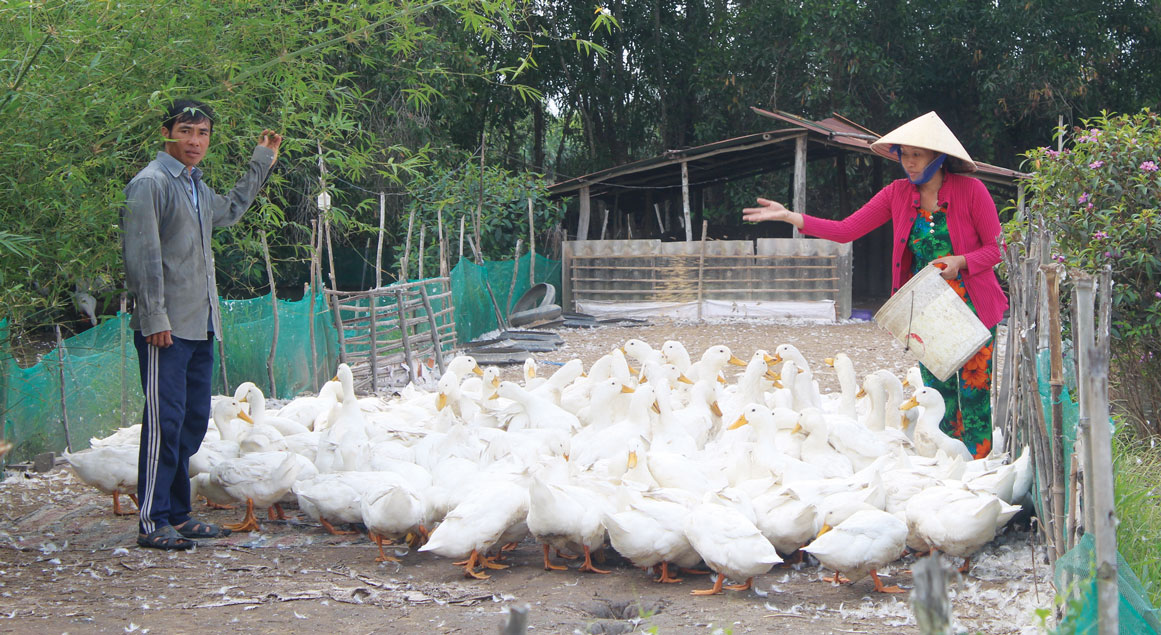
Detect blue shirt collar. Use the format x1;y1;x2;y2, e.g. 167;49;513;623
157;150;203;182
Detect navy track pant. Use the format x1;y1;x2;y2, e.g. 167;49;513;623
133;332;214;535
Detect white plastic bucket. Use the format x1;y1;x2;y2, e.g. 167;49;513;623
874;264;991;382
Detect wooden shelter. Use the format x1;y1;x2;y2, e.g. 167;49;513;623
549;110;1028;318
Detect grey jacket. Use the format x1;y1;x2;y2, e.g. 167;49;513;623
122;146;275;340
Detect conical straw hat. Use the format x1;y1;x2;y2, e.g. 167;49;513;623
870;112;976;173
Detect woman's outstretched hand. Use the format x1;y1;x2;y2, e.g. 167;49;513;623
742;198;804;229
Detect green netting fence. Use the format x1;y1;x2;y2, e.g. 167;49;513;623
1036;349;1161;633
1;254;562;464
450;253;563;343
0;293;339;463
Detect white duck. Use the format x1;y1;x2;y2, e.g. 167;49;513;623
603;486;700;583
360;477;430;561
527;463;614;574
901;387;973;461
210;450;308;532
802;508;909;593
63;444;139;515
684;494;783;594
905;484;1021;573
418;476;529;579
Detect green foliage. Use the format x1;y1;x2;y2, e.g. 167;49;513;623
397;160;562;278
0;0;597;336
1012;109;1161;435
1113;425;1161;609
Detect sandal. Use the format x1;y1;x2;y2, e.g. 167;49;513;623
137;525;195;551
174;518;232;539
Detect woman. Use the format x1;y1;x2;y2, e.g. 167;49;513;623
742;112;1007;458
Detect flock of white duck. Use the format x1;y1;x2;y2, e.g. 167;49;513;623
65;339;1031;595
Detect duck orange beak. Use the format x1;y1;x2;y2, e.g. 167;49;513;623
900;397;919;411
238;411;255;424
727;355;747;367
710;402;723;417
728;414;749;430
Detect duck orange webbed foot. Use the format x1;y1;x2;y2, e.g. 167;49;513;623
723;577;753;591
578;546;611;574
112;492;138;516
691;572;725;596
223;499;261;533
321;518;359;536
823;571;851;585
871;570;905;593
653;562;683;584
542;544;568;571
459;550;490;579
369;532;401;563
958;557;972;574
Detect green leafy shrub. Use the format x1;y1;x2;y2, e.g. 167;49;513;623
395;162;563;279
1015;110;1161;436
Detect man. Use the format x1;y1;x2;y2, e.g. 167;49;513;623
122;99;281;550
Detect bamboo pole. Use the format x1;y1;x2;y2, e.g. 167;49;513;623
1091;268;1118;635
119;293;128;429
418;225;426;280
507;239;524;317
308;219;319;390
368;289;379;393
458;214;466;264
376;192;386;289
54;325;73;452
216;322;230;395
325;219;347;364
437;206;448;279
680;161;693;241
696;220;708;322
476;131;485;257
419;284;447;373
1042;263;1066;561
401;209;416;282
528;198;536;284
260;230;279;397
395;288;414;384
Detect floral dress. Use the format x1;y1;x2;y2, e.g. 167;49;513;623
909;202;996;459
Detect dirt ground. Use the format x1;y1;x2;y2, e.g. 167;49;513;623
0;318;1054;635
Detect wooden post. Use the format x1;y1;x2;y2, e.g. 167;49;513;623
217;328;230;395
476;130;485;257
325;219;347;364
401;209;416;282
54;325;73;453
119;293;128;429
507;239;523;317
1089;269;1118;635
1042;263;1066;561
437;206;448;279
376;192;386;289
418;225;426;280
260;230;279;398
308;219;319;390
577;185;591;241
368;289;379;393
653;203;665;234
600;205;609;240
527;198;536;284
696;220;708;322
458;214;466;264
395;288;414;384
1073;276;1096;534
419;284;447;373
792;134;807;239
681;161;693;241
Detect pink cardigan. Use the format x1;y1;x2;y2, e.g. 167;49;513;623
801;172;1009;328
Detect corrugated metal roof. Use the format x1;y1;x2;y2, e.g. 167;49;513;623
548;109;1027;199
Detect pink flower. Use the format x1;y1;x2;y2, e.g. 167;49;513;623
1079;193;1090;204
1089;160;1104;169
1141;161;1159;172
1155;291;1161;299
1093;230;1108;239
